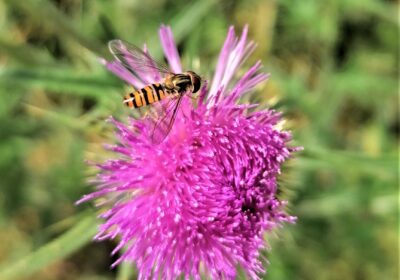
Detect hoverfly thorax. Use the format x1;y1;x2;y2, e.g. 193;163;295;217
169;72;201;93
170;74;191;92
164;74;175;90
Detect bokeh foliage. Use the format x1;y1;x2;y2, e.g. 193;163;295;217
0;0;398;279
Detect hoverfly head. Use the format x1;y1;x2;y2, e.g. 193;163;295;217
187;71;202;93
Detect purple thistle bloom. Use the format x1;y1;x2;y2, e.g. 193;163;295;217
78;25;299;279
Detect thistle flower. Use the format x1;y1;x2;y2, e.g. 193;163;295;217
78;25;298;280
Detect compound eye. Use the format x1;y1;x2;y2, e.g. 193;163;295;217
191;75;201;93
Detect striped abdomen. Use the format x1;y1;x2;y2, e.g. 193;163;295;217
123;83;172;108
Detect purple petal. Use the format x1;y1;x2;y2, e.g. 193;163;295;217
159;25;182;73
208;25;256;106
225;61;270;104
208;26;236;103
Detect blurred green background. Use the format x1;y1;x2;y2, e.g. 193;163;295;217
0;0;398;279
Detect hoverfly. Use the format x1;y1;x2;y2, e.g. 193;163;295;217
108;40;202;144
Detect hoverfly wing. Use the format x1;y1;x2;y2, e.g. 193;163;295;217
108;40;172;81
150;94;184;144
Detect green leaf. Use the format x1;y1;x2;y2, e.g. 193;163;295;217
0;38;55;67
4;0;106;56
0;214;98;280
297;147;397;180
147;0;218;59
0;67;121;99
116;260;137;280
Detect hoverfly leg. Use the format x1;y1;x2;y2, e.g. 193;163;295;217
188;94;198;101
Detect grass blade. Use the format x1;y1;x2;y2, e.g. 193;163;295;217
0;214;98;280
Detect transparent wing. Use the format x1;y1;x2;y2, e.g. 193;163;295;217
150;94;184;144
108;39;172;78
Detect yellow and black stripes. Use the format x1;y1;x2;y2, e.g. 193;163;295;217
123;83;170;108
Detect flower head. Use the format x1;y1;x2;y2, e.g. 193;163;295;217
78;25;298;279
